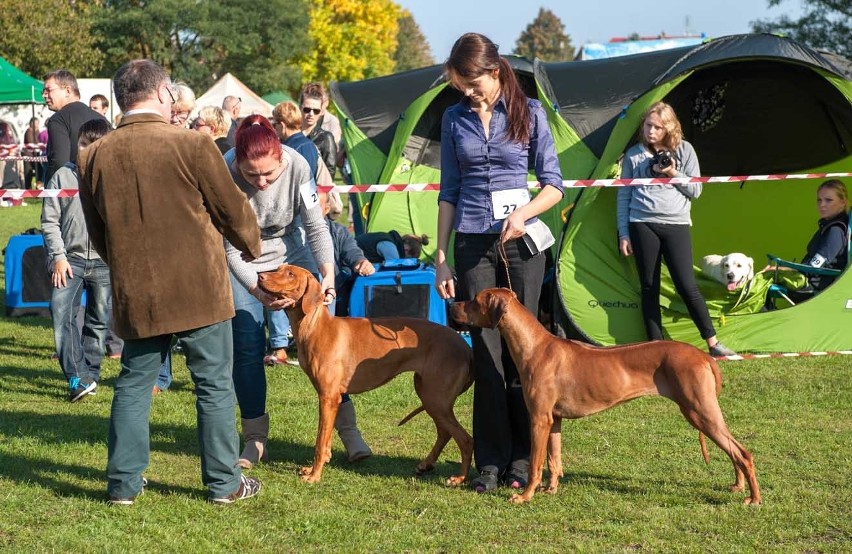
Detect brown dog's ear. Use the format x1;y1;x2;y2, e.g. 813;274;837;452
484;290;511;328
300;271;326;314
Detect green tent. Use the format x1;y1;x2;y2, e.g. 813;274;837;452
0;56;44;104
541;34;852;353
331;34;852;353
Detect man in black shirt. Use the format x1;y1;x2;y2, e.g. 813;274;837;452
42;69;105;183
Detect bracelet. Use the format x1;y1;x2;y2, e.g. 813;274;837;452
324;287;336;297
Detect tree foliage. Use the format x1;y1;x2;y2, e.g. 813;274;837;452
0;0;103;77
514;8;575;62
92;0;310;96
393;9;435;72
300;0;400;84
751;0;851;58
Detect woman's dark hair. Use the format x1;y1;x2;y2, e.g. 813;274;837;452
78;118;112;147
402;234;429;259
444;33;529;144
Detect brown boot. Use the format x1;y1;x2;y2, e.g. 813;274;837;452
334;401;372;462
239;413;270;469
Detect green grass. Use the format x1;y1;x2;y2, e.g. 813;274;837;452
2;202;851;552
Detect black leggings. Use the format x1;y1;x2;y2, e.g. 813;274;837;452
629;222;716;341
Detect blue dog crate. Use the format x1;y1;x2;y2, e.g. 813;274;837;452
349;259;448;324
4;234;52;317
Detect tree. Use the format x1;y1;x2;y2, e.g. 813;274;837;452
751;0;851;58
92;0;311;96
393;9;435;72
299;0;400;84
514;8;575;62
0;0;103;77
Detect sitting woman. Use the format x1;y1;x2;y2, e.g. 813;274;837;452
777;179;849;302
355;230;429;263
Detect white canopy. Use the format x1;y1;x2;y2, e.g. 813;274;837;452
194;73;273;118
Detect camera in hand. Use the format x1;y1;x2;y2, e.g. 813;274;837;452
653;150;673;169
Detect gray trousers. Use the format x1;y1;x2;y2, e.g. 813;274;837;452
106;320;242;499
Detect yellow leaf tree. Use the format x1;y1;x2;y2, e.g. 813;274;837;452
300;0;400;84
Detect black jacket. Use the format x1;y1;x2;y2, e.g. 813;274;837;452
307;124;337;180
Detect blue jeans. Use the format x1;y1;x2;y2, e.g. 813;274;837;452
106;321;242;499
50;256;110;384
231;230;318;419
265;309;290;350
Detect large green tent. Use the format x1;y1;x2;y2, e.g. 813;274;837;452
543;34;852;353
0;56;44;105
331;34;852;353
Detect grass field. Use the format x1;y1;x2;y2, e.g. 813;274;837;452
1;201;850;553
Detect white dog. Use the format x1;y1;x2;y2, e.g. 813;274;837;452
701;253;755;291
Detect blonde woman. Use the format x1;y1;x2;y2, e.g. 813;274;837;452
194;105;232;154
617;101;735;357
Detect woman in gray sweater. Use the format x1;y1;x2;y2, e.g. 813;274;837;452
616;101;735;357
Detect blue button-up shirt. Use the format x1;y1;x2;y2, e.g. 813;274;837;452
439;97;563;234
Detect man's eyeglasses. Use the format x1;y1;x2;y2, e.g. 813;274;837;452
41;86;65;97
302;107;321;115
165;85;176;105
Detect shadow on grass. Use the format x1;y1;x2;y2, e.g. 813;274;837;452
0;335;54;360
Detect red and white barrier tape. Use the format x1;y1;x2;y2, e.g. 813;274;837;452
4;171;851;199
715;350;852;362
0;143;46;155
0;156;47;162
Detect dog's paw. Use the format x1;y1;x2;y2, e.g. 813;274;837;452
446;475;466;487
414;462;435;476
508;493;531;504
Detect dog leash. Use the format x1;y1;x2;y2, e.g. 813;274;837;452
498;239;513;292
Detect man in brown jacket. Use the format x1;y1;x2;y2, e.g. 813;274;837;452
78;59;263;505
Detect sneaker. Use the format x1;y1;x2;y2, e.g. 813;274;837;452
504;471;528;490
470;469;500;494
210;474;262;505
68;378;97;402
709;342;737;357
109;477;148;506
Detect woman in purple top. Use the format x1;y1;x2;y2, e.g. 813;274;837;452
434;32;564;494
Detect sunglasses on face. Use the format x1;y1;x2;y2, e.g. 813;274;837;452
301;107;321;115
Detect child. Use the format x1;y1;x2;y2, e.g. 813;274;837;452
41;118;113;401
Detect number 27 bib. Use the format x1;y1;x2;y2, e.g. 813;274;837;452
492;188;530;220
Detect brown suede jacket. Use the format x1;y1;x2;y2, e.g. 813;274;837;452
78;113;261;339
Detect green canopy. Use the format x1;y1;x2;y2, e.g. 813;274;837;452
262;90;294;106
0;56;44;105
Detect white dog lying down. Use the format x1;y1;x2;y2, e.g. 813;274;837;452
701;253;755;291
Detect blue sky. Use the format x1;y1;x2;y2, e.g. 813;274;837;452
394;0;804;61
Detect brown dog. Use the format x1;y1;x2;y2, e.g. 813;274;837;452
450;288;761;505
257;264;474;485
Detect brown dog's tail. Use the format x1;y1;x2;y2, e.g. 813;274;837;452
398;405;425;426
699;432;710;464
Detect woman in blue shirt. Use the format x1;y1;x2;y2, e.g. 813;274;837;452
435;32;564;494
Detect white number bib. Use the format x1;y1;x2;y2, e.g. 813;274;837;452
491;188;530;220
300;180;319;210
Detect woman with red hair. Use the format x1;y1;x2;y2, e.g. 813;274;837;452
224;115;370;468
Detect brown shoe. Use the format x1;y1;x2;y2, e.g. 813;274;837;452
264;348;288;366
